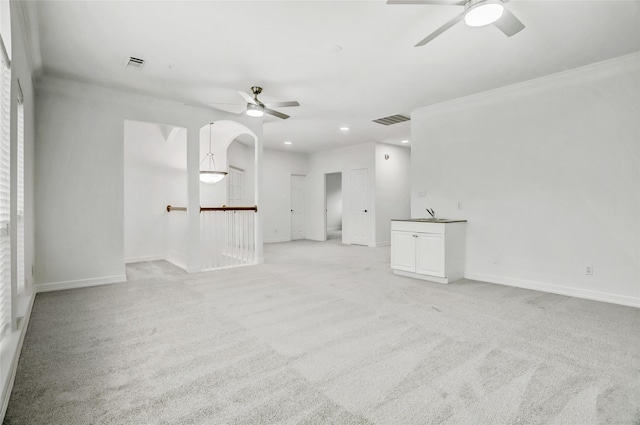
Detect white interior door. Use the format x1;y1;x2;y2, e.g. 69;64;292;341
291;175;305;240
350;168;369;246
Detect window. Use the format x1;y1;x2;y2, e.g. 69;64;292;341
0;34;11;339
227;166;244;207
17;80;24;295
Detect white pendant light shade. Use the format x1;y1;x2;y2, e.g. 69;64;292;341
464;0;504;27
199;171;227;184
199;123;227;184
246;103;264;117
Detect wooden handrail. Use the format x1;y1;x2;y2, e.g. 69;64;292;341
166;205;187;212
167;205;258;213
200;205;258;213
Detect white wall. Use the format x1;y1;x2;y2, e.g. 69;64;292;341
325;172;342;231
307;143;376;245
375;143;411;246
35;76;262;285
262;149;308;243
123;121;186;263
411;53;640;307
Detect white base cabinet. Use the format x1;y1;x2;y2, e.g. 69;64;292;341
391;220;466;284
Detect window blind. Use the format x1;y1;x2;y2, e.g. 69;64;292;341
17;95;24;295
0;48;11;339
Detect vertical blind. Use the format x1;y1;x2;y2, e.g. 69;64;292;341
0;46;11;339
17;87;24;295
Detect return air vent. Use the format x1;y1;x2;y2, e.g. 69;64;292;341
125;57;145;70
372;114;410;126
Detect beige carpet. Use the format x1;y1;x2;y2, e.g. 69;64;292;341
4;240;640;424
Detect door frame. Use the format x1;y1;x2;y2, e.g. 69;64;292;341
323;172;343;242
290;174;306;241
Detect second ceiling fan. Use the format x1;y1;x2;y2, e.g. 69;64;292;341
388;0;525;46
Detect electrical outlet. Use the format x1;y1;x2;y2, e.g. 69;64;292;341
457;202;462;210
417;190;426;198
274;229;278;234
586;265;593;275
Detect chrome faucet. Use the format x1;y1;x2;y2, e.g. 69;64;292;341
426;208;436;219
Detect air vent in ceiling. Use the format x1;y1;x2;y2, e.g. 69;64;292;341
372;114;410;126
125;57;145;70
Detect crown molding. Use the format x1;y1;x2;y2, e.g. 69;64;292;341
37;74;188;107
15;0;42;79
35;74;260;134
413;52;640;119
35;74;230;116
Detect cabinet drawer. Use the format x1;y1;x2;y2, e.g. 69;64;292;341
391;221;445;234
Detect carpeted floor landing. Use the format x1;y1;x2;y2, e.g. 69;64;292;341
4;240;640;424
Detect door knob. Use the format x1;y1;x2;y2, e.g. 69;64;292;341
291;209;293;212
364;209;368;212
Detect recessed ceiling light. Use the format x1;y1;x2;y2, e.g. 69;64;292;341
284;141;292;145
340;127;349;131
401;140;409;144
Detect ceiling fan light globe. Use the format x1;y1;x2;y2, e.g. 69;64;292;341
464;1;504;27
199;171;227;184
246;103;264;117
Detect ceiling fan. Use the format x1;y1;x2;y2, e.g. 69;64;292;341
236;86;300;120
388;0;525;46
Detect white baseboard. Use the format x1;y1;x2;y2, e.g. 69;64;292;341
465;272;640;308
265;237;292;244
376;241;391;247
394;269;450;284
125;255;165;264
1;292;35;422
35;274;127;293
327;227;342;232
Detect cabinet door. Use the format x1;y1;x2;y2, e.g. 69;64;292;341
391;231;416;272
415;233;445;277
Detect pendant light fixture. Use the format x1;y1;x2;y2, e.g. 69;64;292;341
199;122;227;184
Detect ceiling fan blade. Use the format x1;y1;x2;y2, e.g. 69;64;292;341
237;91;257;104
415;11;465;46
387;0;466;5
493;8;525;37
264;108;290;120
264;101;300;108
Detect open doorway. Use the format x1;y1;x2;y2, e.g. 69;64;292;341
324;172;342;242
123;120;187;269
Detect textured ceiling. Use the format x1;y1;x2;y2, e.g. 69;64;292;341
35;0;640;152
